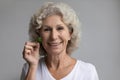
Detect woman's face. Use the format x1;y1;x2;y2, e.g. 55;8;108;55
40;15;71;55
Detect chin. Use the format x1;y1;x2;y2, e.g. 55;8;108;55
47;49;64;56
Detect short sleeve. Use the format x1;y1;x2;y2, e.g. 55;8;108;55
20;63;28;80
89;64;99;80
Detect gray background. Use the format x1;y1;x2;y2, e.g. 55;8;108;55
0;0;120;80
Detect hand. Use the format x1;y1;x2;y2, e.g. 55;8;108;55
23;41;40;66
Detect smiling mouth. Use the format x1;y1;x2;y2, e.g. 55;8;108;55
48;42;62;46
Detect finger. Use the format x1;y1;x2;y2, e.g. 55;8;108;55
25;41;39;48
23;44;33;55
34;43;40;51
24;45;34;53
23;49;32;58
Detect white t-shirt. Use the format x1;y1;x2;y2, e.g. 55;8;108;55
21;58;99;80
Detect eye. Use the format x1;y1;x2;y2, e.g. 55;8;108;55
43;27;51;31
57;26;64;31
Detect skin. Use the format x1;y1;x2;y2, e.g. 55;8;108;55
23;15;76;80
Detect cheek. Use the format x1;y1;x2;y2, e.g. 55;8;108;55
41;37;48;49
61;32;71;41
41;32;49;40
42;37;48;43
41;34;49;44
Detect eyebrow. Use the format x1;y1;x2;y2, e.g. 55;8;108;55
42;24;64;28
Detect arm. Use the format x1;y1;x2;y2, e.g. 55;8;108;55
22;42;40;80
25;64;38;80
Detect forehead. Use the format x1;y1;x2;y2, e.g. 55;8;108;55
42;15;66;27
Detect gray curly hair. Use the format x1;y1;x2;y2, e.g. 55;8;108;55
29;2;81;55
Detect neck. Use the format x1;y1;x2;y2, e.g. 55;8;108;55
45;53;73;70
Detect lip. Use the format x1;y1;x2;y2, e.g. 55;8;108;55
48;42;62;46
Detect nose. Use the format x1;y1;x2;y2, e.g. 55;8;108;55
50;29;58;40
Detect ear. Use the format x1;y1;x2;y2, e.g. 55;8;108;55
68;31;72;40
68;27;73;40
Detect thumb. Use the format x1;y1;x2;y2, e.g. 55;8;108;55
35;42;40;51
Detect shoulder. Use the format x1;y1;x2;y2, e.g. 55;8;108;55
72;60;99;80
76;60;97;73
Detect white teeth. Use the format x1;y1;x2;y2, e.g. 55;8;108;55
48;42;61;46
49;43;59;46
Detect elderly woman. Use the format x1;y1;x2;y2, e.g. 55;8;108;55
21;2;99;80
